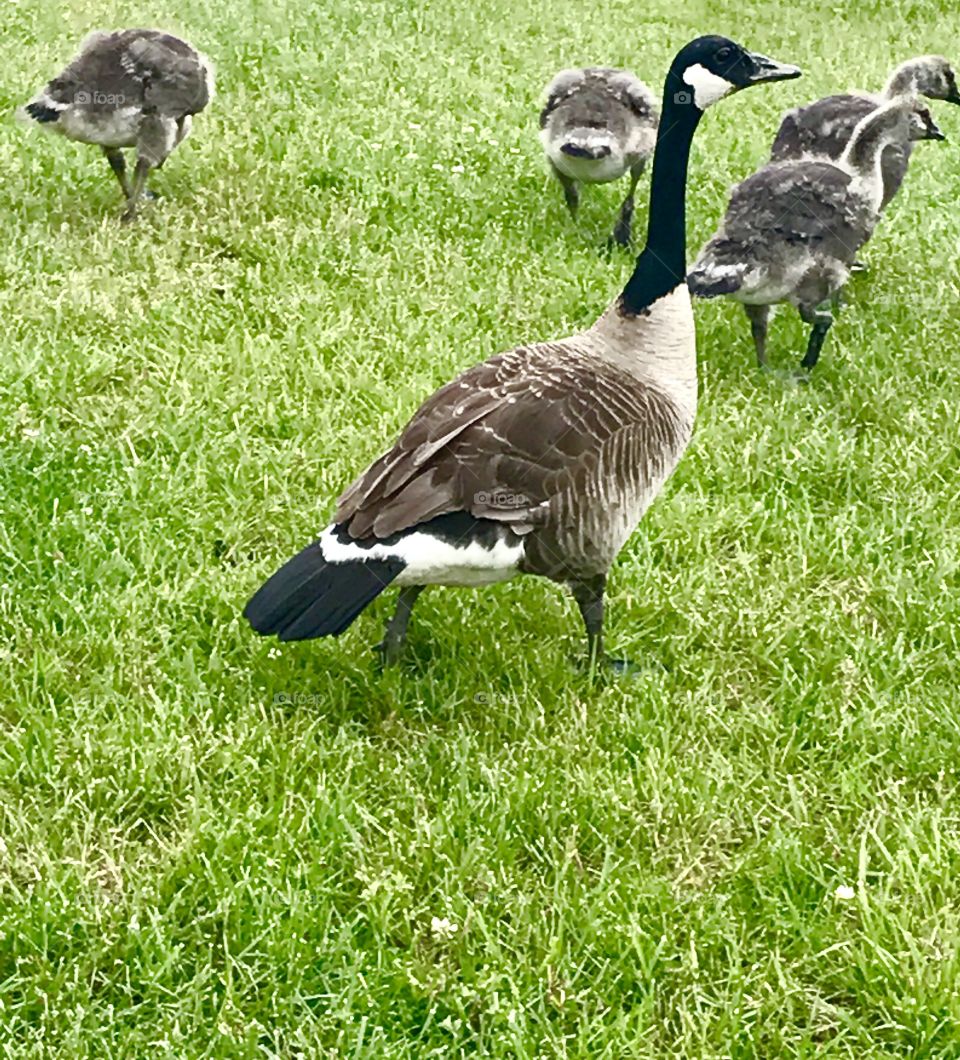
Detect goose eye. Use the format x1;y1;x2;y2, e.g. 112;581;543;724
716;47;732;63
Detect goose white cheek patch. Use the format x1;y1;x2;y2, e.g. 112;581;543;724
682;64;735;109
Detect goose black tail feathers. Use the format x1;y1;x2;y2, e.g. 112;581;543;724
25;100;61;124
244;541;405;642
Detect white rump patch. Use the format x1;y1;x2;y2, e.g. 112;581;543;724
682;64;735;109
318;524;524;588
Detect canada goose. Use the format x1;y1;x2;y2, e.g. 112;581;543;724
688;99;944;371
539;67;658;246
244;36;800;672
22;29;213;221
770;55;960;209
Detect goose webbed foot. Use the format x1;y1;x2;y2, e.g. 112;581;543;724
372;585;424;667
759;366;812;386
601;655;644;677
120;188;158;223
574;646;644;678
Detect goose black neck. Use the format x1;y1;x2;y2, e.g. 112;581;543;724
620;67;703;316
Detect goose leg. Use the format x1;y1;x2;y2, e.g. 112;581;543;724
572;575;605;663
374;585;425;666
551;163;579;218
611;159;646;247
744;304;771;369
102;148;132;199
571;575;637;675
798;303;834;371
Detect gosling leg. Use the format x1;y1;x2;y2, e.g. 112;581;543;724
799;302;834;371
120;157;154;223
551;163;579;218
611;159;646;247
102;148;132;199
744;304;771;369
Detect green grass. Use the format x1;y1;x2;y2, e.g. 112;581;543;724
2;0;960;1054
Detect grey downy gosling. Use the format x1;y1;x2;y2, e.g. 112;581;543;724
22;29;213;221
771;55;960;209
688;99;944;371
539;67;658;245
243;36;800;673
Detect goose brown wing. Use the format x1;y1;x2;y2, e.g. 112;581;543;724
335;342;663;540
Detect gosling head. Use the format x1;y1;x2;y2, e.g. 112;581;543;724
908;102;947;141
878;98;949;143
671;35;801;111
889;56;960;105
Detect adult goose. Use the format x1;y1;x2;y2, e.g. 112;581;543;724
688;99;943;371
244;36;800;671
23;29;213;221
770;55;959;209
539;67;659;245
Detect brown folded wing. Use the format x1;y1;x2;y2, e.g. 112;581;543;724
335;340;670;540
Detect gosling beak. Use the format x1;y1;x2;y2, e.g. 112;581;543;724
947;86;960;106
928;120;948;141
745;52;803;85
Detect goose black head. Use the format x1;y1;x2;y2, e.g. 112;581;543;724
671;35;801;111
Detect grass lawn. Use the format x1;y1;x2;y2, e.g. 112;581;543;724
2;0;960;1053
